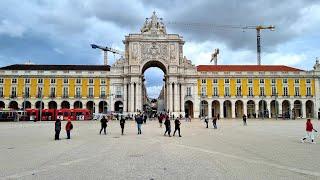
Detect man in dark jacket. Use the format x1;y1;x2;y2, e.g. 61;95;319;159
120;115;125;135
54;119;61;140
204;116;209;128
99;116;108;135
212;116;217;129
143;114;147;124
164;116;171;137
173;118;182;137
135;114;143;134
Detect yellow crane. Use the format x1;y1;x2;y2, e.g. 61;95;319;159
168;22;275;65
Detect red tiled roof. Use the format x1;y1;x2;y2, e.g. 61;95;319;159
196;65;304;72
0;64;110;71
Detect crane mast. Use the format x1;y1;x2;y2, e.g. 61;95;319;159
90;44;124;65
168;22;275;65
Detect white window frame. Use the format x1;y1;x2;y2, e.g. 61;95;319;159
12;78;17;84
37;78;43;84
0;78;3;84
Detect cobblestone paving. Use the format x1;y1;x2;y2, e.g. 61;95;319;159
0;119;319;180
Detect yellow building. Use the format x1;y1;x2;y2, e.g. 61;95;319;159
185;64;316;119
0;64;114;114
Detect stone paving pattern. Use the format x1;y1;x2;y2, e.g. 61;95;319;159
0;119;319;180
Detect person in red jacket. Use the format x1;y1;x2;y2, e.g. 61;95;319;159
301;119;317;144
65;119;73;139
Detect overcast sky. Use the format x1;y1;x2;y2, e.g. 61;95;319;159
0;0;319;98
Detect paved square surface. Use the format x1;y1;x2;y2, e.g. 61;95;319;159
0;119;319;180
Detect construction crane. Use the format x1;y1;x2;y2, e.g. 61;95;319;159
90;44;124;65
167;22;275;65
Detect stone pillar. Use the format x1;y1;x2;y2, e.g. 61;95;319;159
208;101;212;118
244;102;248;117
194;85;200;118
130;83;135;112
123;83;127;112
266;101;271;118
231;101;236;118
255;101;260;118
180;84;185;113
219;100;224;119
136;82;142;112
302;101;306;118
279;100;283;118
174;83;179;113
169;83;173;112
95;104;99;113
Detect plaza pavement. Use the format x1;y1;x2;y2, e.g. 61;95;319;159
0;118;319;180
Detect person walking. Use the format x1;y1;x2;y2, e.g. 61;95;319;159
135;114;143;135
120;115;125;135
164;116;171;137
212;116;218;129
99;115;108;135
301;119;318;144
173;118;182;137
65;119;73;139
242;114;247;126
54;119;61;140
204;116;209;128
217;113;220;120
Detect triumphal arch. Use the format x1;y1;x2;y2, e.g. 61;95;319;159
110;12;197;116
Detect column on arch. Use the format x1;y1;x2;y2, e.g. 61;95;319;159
136;81;142;112
255;101;259;118
244;100;248;117
130;82;135;112
123;83;127;112
219;100;223;119
180;83;185;113
169;82;173;112
174;82;179;112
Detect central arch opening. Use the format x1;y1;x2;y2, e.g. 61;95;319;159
142;61;166;116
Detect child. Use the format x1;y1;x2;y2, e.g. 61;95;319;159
301;119;318;144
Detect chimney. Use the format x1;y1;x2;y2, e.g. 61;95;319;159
103;51;108;65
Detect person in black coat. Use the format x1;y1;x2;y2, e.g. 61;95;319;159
54;119;61;140
173;118;182;137
99;116;108;135
143;114;147;124
242;114;247;126
212;116;217;129
204;116;209;128
120;115;125;135
135;114;143;134
164;116;171;137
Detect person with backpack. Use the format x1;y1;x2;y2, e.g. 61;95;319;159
99;115;108;135
173;117;182;137
212;116;218;129
204;116;209;128
54;119;61;140
65;119;73;139
242;114;247;126
120;115;125;135
301;119;318;144
164;116;171;137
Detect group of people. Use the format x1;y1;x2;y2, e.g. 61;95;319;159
54;118;73;140
54;112;318;144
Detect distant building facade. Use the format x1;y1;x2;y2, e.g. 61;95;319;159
0;12;319;119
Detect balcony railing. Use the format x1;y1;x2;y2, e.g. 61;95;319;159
62;94;69;98
24;94;30;98
306;94;313;97
75;94;82;98
87;95;94;98
37;94;43;98
11;94;17;98
224;94;230;97
236;94;242;97
100;94;106;98
50;94;56;98
248;94;254;97
185;94;192;98
115;95;123;98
